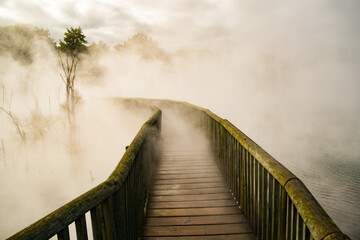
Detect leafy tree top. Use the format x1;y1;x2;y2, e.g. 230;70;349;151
58;27;88;56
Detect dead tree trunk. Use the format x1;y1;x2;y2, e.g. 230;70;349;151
59;52;80;131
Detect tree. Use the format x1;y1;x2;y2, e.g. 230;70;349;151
58;27;88;128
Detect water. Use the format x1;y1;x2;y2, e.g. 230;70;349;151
225;109;360;239
284;154;360;239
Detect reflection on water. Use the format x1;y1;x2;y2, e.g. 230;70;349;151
288;155;360;240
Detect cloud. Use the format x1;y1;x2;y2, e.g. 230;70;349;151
0;0;147;43
1;0;358;52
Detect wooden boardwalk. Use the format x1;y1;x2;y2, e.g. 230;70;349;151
142;111;256;240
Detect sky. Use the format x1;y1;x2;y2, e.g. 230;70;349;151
0;0;234;48
1;0;358;51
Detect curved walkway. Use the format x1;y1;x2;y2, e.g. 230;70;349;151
142;109;256;240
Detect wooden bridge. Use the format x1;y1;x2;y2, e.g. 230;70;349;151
8;99;349;240
142;107;255;240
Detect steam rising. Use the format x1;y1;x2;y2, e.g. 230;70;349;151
0;26;153;238
1;1;360;239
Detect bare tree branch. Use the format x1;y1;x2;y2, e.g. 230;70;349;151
60;74;66;85
0;106;26;142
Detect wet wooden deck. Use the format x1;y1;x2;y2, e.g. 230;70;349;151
142;111;256;240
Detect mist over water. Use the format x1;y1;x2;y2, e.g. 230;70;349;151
0;97;152;238
1;1;360;239
0;32;153;237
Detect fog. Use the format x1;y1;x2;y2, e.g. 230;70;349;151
0;27;154;238
1;1;360;239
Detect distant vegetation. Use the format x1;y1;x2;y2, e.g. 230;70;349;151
0;24;171;142
114;32;170;62
0;24;55;64
0;24;171;65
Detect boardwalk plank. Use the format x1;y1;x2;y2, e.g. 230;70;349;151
145;214;248;226
151;187;229;196
154;173;221;180
156;169;219;175
149;199;236;209
156;167;218;172
151;182;226;190
153;178;224;185
143;234;256;240
147;207;241;217
150;193;233;202
143;223;252;236
156;164;215;168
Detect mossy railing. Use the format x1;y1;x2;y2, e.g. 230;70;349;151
7;98;349;240
8;101;161;240
150;99;349;240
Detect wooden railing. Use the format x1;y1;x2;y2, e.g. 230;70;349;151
152;99;349;240
8;98;349;240
8;100;161;240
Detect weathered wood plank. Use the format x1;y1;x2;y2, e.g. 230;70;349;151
161;154;214;157
145;214;248;226
153;177;224;185
160;157;214;160
156;167;218;172
143;223;252;236
151;182;226;190
151;187;229;196
147;207;241;217
143;234;256;240
161;155;214;157
156;169;219;175
150;193;233;202
154;173;221;180
161;152;214;155
156;164;215;169
158;162;213;166
149;199;236;209
159;158;214;162
159;158;213;161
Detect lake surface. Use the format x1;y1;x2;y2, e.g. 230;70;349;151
284;155;360;240
224;109;360;240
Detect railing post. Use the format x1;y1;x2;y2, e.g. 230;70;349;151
113;187;127;239
255;158;259;236
75;214;88;240
102;197;116;240
278;186;287;240
57;226;70;240
91;204;106;240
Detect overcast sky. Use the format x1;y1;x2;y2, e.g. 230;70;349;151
1;0;359;50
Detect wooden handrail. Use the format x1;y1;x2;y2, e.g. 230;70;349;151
7;98;349;240
8;100;162;240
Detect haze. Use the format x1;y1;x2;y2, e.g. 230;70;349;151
0;0;359;239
